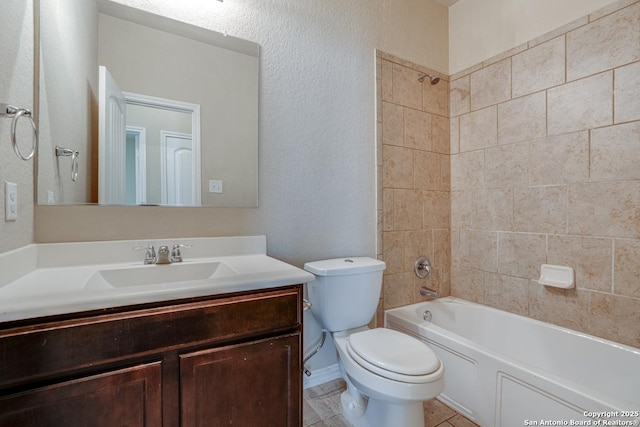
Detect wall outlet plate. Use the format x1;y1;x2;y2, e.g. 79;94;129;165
208;180;223;194
5;182;17;221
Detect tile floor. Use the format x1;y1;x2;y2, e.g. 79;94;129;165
303;378;479;427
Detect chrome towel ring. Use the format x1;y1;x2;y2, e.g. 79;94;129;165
55;146;80;182
1;103;38;161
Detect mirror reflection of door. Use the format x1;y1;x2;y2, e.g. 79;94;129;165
125;101;199;206
161;132;194;206
98;66;127;205
125;126;147;205
98;66;201;205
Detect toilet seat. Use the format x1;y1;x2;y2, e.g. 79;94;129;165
346;328;441;384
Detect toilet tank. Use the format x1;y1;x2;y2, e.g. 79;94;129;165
304;257;386;332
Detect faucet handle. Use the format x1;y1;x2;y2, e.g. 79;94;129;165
414;256;432;279
171;244;192;263
133;245;156;264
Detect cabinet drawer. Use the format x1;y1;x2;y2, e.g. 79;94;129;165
0;286;301;390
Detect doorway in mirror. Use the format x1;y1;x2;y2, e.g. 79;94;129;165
99;65;201;206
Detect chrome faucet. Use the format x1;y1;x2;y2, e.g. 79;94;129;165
420;286;439;299
415;256;438;298
134;243;192;265
134;245;157;265
156;246;171;264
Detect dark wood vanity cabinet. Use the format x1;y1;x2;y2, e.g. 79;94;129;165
0;285;302;427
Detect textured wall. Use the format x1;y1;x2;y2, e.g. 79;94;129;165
449;0;640;348
0;0;34;253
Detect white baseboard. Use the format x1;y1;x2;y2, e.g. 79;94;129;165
303;363;341;389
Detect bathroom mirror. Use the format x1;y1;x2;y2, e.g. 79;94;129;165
36;0;259;207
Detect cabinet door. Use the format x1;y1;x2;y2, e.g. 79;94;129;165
180;334;300;427
0;362;162;427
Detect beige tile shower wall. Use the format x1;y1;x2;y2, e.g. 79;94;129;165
449;0;640;348
376;51;451;326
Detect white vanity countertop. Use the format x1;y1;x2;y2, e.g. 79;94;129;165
0;236;315;323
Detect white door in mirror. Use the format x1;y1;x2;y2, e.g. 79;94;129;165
4;182;17;221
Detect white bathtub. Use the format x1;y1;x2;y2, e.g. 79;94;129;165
385;297;640;427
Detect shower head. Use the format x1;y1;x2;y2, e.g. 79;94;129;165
418;73;440;85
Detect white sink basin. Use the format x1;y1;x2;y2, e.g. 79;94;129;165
86;261;238;289
0;236;317;322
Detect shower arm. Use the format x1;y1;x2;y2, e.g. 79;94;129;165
417;73;441;85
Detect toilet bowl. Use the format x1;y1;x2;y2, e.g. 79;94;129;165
304;257;445;427
333;327;444;427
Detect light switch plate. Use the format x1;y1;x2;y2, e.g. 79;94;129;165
5;182;17;221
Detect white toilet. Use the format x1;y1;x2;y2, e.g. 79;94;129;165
304;257;444;427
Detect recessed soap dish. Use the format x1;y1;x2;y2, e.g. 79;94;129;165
538;264;575;289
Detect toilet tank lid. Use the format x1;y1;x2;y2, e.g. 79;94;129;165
304;257;386;276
